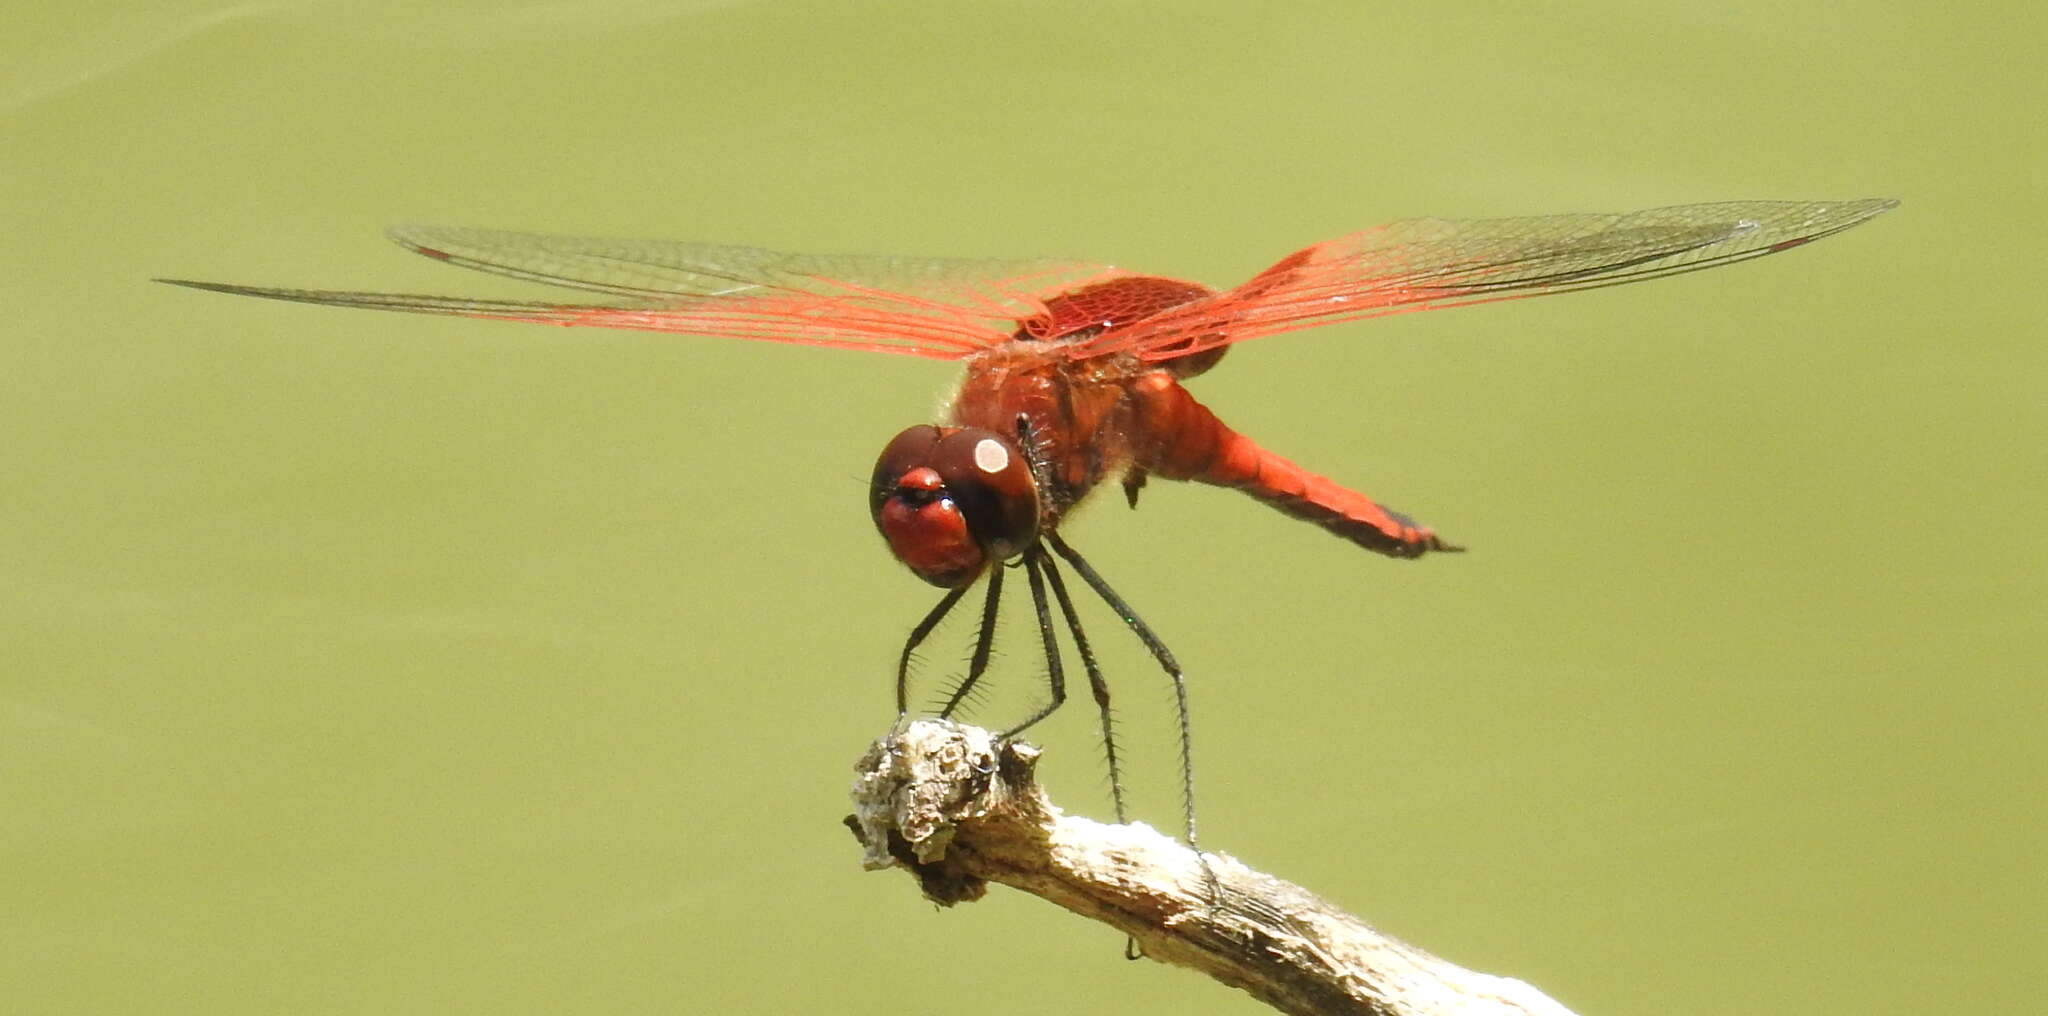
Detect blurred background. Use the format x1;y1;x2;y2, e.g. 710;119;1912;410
6;1;2040;1013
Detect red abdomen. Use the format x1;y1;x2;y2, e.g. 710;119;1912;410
1126;372;1455;558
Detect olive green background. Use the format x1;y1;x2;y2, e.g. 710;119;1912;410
6;2;2040;1013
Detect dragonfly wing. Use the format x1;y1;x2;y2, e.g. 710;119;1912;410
162;227;1131;360
156;279;588;316
1073;198;1897;361
157;277;997;359
387;225;1115;306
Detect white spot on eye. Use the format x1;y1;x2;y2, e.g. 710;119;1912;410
973;438;1010;475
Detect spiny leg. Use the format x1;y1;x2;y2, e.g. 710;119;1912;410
1046;532;1202;857
937;565;1004;720
1035;548;1130;826
999;550;1068;739
897;583;970;719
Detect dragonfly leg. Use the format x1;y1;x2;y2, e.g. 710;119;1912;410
897;583;970;719
998;550;1068;739
1047;532;1218;951
937;566;1004;719
1034;548;1131;825
1046;532;1202;857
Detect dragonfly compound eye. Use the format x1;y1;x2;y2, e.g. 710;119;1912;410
870;426;1041;588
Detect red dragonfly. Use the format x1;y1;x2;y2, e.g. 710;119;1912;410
161;198;1895;846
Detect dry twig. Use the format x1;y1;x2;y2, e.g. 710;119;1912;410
846;719;1580;1016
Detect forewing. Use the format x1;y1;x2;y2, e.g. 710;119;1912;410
1072;198;1897;361
161;227;1129;360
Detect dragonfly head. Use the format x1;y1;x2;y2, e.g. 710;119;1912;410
870;425;1041;588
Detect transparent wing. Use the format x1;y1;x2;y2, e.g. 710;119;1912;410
160;226;1129;360
1071;198;1897;361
